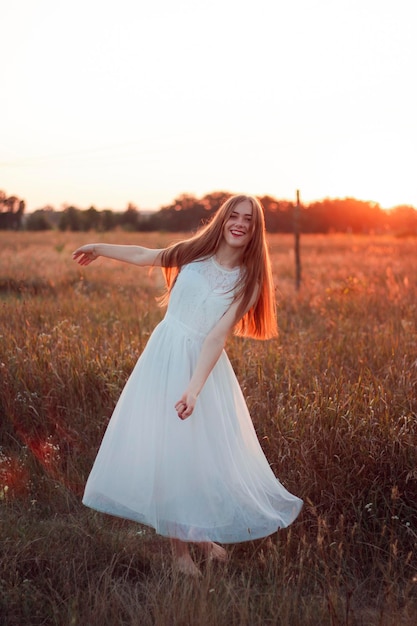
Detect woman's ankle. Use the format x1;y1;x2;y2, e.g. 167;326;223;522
170;538;189;558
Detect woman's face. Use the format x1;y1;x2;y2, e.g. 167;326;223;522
222;199;254;250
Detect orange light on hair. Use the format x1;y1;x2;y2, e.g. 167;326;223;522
160;195;278;340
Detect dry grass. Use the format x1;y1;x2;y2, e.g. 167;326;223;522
1;231;417;625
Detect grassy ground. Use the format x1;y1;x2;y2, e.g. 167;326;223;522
1;231;417;625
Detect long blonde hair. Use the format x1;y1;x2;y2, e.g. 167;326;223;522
160;195;278;339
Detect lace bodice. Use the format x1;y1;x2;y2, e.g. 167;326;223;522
166;257;241;337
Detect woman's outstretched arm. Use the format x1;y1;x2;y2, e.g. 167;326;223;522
72;243;164;267
175;287;259;420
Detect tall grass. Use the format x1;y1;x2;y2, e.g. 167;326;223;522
1;231;417;625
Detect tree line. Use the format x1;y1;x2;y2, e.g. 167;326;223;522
1;189;417;235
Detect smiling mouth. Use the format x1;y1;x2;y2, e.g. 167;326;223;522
230;229;246;236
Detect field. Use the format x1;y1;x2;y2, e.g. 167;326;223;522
1;231;417;625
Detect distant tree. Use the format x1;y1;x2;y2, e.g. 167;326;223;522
260;196;294;232
0;192;25;230
101;209;116;232
304;197;386;233
26;206;62;230
157;194;210;231
119;203;140;231
58;206;82;231
83;206;101;231
388;205;417;235
26;210;53;231
200;191;231;215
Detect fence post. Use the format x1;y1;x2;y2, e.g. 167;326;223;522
294;189;301;290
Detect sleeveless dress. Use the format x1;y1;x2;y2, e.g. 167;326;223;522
82;257;302;543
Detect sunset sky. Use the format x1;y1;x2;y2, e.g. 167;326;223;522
1;0;416;212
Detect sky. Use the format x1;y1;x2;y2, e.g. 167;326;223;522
1;0;416;212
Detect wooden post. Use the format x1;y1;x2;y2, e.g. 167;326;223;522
294;189;301;290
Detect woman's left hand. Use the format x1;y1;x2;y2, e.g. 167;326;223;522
175;391;197;420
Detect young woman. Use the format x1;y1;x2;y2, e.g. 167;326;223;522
73;194;302;577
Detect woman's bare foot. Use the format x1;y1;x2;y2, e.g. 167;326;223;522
174;554;202;578
170;538;202;578
200;541;228;562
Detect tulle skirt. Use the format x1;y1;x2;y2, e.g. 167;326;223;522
83;314;302;543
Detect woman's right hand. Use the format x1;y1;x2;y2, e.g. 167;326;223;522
72;244;98;266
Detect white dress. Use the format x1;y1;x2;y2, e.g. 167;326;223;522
83;257;302;543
